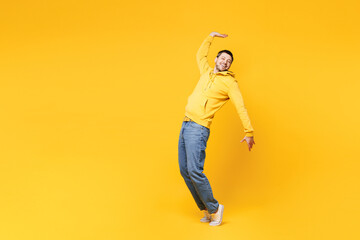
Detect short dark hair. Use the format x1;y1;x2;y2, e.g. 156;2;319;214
217;50;234;62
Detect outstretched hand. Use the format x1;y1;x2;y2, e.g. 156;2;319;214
241;136;255;151
210;32;228;38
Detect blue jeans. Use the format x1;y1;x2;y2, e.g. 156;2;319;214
178;120;219;214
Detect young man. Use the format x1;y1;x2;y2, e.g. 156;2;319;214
178;31;255;226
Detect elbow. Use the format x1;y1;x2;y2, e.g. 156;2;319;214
196;53;202;62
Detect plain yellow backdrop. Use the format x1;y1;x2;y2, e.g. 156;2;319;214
1;0;359;239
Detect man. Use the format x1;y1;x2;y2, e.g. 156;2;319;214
178;31;255;226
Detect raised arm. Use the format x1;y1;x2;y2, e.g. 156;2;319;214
196;32;228;75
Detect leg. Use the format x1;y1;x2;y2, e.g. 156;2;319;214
183;121;219;214
178;121;206;210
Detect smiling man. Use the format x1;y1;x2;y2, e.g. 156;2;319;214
178;31;255;226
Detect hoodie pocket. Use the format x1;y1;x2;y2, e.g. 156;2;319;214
185;94;208;116
202;97;208;114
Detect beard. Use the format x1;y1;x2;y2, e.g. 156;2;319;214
215;63;228;72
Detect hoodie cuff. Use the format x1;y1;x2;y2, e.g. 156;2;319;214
245;132;254;137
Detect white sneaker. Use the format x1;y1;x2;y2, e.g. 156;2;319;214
200;210;211;222
209;204;224;226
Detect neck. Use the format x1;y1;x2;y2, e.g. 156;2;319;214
213;67;229;74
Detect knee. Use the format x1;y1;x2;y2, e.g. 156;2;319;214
180;167;189;179
188;168;202;180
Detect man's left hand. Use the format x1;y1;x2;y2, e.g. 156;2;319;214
241;136;255;151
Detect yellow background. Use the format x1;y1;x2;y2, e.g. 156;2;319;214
1;0;359;239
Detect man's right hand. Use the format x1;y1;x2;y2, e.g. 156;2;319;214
210;32;228;38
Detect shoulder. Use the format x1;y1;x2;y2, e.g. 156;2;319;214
222;75;237;88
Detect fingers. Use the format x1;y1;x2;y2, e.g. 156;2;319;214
241;137;255;151
213;33;228;38
248;141;254;151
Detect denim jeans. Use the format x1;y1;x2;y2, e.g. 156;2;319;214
178;120;219;214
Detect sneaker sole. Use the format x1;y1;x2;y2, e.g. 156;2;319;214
200;219;211;223
209;205;224;226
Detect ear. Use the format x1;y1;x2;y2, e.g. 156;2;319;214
214;57;217;63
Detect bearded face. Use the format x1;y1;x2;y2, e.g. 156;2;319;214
214;53;232;72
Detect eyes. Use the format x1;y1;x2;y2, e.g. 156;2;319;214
221;57;231;64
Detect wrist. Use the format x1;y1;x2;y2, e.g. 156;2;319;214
245;133;254;137
209;32;217;37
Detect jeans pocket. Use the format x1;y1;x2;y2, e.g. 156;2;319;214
189;121;204;130
189;122;210;138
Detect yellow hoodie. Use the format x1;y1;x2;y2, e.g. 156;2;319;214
184;35;254;137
